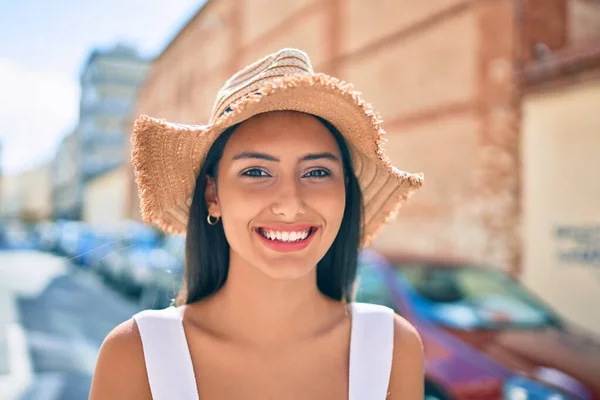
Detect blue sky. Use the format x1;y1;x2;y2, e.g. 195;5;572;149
0;0;204;174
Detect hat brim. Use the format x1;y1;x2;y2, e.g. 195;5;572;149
131;73;423;247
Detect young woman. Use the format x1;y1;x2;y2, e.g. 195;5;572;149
90;48;425;400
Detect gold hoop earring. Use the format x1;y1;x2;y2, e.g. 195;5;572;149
207;214;220;225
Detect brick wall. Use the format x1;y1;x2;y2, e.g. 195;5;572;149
568;0;600;47
128;0;523;271
520;0;568;62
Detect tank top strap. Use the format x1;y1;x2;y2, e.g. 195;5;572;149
133;307;199;400
348;302;395;400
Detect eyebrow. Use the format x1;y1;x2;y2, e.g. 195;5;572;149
231;152;340;162
232;152;279;161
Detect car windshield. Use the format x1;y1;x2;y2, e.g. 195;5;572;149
396;264;562;330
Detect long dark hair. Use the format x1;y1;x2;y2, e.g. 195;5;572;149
176;114;363;305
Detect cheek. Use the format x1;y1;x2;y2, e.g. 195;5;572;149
307;182;346;225
217;183;265;234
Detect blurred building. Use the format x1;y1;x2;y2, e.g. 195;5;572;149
79;44;150;180
52;129;82;220
20;165;53;222
126;1;600;334
82;166;128;230
0;141;3;214
78;44;150;230
0;174;20;219
0;164;52;222
519;0;600;336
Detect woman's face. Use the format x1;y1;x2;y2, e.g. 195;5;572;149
205;111;346;280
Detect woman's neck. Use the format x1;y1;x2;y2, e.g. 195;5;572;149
197;251;344;345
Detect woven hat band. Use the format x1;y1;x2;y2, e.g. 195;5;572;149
210;50;314;123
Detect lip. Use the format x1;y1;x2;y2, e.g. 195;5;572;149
255;225;319;253
255;223;316;232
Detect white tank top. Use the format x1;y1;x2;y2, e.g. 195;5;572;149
133;302;395;399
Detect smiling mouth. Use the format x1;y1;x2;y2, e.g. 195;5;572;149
256;227;317;243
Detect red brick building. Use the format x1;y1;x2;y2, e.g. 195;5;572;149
126;0;600;281
519;2;600;335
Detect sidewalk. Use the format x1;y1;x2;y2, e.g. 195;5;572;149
0;251;67;400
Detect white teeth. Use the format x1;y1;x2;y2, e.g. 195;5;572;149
259;228;312;242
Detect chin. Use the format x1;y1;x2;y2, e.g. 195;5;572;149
255;254;319;280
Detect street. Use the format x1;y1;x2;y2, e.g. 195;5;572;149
0;250;141;400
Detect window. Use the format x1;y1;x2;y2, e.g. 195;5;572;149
397;266;562;329
83;87;98;106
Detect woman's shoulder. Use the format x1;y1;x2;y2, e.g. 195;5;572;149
388;313;424;399
89;317;152;400
392;313;422;350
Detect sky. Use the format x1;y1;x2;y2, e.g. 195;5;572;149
0;0;204;174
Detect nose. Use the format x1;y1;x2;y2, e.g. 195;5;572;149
270;176;306;219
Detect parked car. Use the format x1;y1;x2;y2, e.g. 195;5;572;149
55;221;96;262
356;250;600;400
139;234;185;310
79;230;118;269
0;219;36;250
95;220;162;295
34;220;63;252
118;245;179;298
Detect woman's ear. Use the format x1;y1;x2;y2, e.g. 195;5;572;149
204;176;221;217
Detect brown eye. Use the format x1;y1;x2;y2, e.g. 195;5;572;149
241;168;270;177
303;168;331;178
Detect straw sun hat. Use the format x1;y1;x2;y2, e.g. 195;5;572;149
131;48;423;247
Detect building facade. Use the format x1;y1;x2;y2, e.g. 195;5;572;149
82;166;128;230
0;173;20;219
0;164;52;222
126;0;600;334
519;0;600;336
127;0;529;268
79;44;150;181
52;130;82;220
